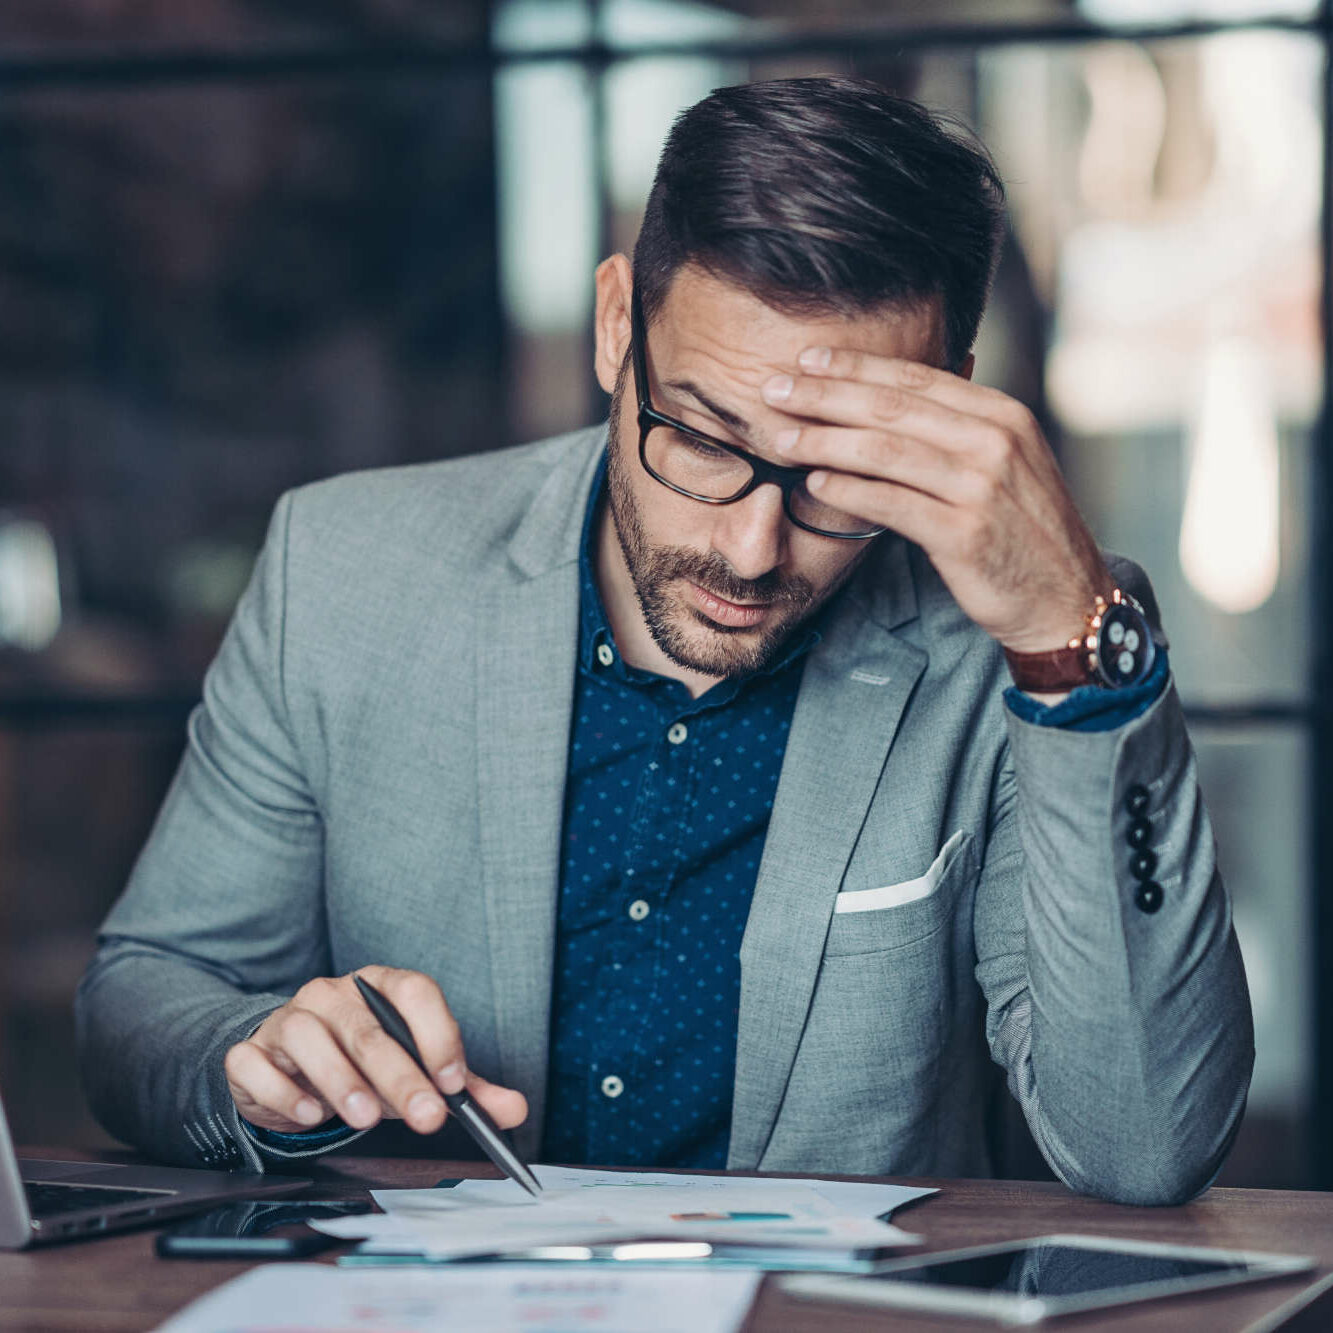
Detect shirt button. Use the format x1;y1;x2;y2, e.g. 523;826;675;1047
600;1075;624;1099
596;642;614;668
1126;817;1152;851
628;899;651;922
667;722;688;745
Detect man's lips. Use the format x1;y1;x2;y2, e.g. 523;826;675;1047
685;580;773;629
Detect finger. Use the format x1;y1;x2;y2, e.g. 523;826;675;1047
805;468;960;552
764;370;996;454
335;1013;450;1134
370;968;469;1094
463;1071;529;1131
225;1039;329;1132
775;424;978;507
267;1042;321;1093
258;1006;395;1131
797;345;1016;417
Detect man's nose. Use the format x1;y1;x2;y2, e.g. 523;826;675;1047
710;482;789;583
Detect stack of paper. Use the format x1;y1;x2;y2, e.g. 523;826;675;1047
313;1165;934;1270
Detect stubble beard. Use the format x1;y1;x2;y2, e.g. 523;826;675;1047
604;368;853;679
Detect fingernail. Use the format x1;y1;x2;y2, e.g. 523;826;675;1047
295;1097;323;1126
799;346;831;370
774;428;800;454
344;1091;376;1126
436;1061;466;1094
762;373;792;402
807;470;827;491
408;1091;444;1126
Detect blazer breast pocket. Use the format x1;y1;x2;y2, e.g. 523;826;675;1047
824;830;973;956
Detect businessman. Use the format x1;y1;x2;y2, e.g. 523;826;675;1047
78;76;1252;1204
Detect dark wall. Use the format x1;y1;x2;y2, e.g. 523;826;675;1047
0;0;501;1146
0;1;486;48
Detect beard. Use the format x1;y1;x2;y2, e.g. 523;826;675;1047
603;365;862;679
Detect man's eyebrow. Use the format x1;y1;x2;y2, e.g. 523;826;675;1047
663;378;754;444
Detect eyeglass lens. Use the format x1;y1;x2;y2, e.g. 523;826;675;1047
642;422;881;538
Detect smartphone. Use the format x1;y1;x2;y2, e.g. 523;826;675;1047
155;1198;374;1259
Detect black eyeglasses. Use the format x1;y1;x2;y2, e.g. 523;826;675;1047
629;286;885;541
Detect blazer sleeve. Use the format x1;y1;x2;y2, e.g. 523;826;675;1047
75;490;347;1172
972;562;1254;1206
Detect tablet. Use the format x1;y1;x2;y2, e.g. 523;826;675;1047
781;1233;1314;1325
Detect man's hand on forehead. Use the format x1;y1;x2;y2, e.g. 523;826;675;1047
761;345;1110;659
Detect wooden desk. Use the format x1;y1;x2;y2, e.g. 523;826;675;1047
2;1151;1330;1331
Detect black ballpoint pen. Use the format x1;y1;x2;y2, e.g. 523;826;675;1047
352;973;543;1199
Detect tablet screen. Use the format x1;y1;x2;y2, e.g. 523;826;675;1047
784;1235;1314;1324
885;1243;1251;1298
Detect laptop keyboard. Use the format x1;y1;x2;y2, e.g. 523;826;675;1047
23;1180;170;1218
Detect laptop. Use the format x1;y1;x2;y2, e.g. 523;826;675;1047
0;1086;310;1248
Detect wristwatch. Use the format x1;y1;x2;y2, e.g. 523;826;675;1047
1003;589;1156;693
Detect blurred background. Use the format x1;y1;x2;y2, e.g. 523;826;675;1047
0;0;1328;1190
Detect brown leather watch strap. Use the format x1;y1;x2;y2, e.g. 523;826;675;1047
1003;592;1109;693
1003;640;1096;692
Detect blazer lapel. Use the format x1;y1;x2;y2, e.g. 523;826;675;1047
729;538;927;1169
474;430;603;1160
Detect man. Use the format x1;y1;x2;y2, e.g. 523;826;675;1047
77;77;1252;1204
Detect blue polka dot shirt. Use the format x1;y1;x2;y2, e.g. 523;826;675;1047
540;460;818;1170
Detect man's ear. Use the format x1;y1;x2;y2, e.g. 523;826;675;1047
957;352;975;382
593;254;634;396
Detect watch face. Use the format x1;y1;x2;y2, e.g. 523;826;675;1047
1096;600;1155;688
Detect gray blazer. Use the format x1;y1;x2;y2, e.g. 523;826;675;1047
76;426;1253;1203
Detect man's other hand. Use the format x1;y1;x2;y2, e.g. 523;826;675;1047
224;965;529;1135
764;348;1111;657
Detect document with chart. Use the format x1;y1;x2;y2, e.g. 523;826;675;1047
313;1164;934;1266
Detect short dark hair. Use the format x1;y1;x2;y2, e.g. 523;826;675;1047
632;76;1006;371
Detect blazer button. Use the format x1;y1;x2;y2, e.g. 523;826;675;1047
1124;784;1150;817
1130;849;1157;881
1126;818;1152;851
1134;881;1164;913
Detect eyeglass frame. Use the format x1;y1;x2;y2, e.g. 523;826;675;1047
628;285;885;541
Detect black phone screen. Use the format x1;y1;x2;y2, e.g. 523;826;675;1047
155;1199;374;1258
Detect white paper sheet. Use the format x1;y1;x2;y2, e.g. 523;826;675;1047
153;1262;761;1333
445;1165;936;1218
324;1208;915;1259
311;1164;933;1260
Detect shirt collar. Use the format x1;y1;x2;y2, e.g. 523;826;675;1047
576;451;823;689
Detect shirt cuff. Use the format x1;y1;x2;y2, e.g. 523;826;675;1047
240;1115;362;1154
1003;645;1170;733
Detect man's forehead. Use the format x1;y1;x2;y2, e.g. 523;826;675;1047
651;264;947;370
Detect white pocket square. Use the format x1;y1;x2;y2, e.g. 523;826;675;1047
834;830;965;914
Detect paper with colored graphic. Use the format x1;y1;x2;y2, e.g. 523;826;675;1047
311;1164;932;1261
